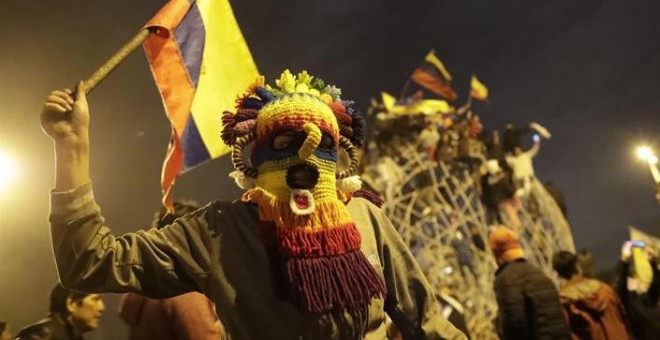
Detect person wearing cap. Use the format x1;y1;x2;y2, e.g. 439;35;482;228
489;227;569;340
40;70;466;339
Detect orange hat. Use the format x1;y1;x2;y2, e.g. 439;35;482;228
489;227;525;262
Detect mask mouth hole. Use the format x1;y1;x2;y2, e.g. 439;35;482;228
286;163;319;190
290;189;315;215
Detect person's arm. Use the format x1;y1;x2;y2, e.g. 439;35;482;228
372;207;466;340
527;140;541;158
41;83;90;191
43;85;213;297
615;242;633;304
169;293;222;340
50;183;214;297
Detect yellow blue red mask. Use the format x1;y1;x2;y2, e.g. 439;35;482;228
221;70;385;314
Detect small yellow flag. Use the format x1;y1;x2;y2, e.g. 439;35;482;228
470;75;489;101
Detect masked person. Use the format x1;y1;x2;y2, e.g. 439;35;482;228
16;284;104;340
41;70;466;339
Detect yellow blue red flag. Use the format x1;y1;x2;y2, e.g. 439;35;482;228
411;50;457;102
142;0;258;207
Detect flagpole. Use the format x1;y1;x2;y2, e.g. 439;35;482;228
80;28;153;94
399;76;411;100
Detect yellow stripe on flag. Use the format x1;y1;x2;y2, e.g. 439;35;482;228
190;0;259;159
470;75;489;101
381;92;396;111
425;50;452;81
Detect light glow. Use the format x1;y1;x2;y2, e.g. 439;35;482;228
636;146;654;162
0;151;19;193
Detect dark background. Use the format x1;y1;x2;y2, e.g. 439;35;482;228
1;0;659;338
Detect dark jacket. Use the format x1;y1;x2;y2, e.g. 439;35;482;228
15;314;82;340
49;183;466;340
494;259;570;340
615;260;660;340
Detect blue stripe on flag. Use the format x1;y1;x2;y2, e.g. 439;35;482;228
174;2;205;87
181;115;211;169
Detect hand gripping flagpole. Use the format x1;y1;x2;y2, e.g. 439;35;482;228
79;28;153;94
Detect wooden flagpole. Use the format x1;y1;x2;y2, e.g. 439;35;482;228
80;28;153;94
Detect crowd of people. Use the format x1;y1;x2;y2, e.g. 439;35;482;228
5;236;657;339
367;92;561;230
1;69;658;340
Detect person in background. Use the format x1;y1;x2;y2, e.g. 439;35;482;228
0;320;12;340
552;251;630;340
503;122;551;198
615;241;660;339
576;249;596;279
118;200;223;340
501;122;551;155
419;119;441;161
505;134;540;198
489;227;569;340
480;159;521;229
15;284;104;340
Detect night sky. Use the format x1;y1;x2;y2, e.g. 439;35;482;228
1;0;660;338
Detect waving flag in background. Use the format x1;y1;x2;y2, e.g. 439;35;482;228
411;50;457;102
470;75;489;101
143;0;258;207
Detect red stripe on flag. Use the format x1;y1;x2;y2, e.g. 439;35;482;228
143;0;196;210
143;36;195;135
161;131;184;209
144;0;191;36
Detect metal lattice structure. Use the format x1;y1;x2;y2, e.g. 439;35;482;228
510;178;575;277
362;140;576;338
363;144;499;338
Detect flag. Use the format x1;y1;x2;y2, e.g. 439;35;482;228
411;50;457;101
143;0;259;207
470;75;489;101
629;226;659;287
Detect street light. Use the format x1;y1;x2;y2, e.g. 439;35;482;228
636;146;654;162
0;150;19;194
636;145;660;207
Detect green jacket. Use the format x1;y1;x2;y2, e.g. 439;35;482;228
50;183;465;340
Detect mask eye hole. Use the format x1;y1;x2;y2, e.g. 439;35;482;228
272;131;298;150
319;133;335;150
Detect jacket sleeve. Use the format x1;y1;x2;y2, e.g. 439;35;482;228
374;208;466;340
50;183;214;298
523;271;570;339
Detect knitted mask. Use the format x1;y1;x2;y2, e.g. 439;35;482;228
222;70;385;314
